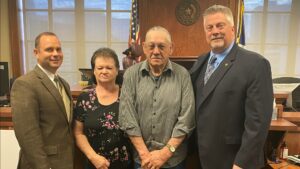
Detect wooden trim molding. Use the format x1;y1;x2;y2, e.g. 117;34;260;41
8;0;24;78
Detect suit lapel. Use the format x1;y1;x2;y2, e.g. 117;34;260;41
197;44;239;110
190;54;209;83
34;66;69;122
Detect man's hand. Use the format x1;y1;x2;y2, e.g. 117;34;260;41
140;151;151;169
128;136;151;169
147;148;172;169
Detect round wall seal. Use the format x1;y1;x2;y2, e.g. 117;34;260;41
175;0;200;26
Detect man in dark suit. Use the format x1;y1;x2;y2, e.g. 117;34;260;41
11;32;74;169
190;5;273;169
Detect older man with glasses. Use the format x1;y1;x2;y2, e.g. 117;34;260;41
119;26;195;169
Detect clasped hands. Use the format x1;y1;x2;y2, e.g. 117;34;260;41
140;149;172;169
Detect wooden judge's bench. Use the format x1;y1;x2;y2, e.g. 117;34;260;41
1;88;300;168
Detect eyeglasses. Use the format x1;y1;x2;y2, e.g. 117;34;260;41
145;43;170;51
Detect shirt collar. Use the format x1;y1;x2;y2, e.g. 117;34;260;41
37;64;57;82
140;60;173;74
210;41;235;59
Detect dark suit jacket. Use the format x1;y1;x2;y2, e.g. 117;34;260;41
11;66;74;169
190;44;273;169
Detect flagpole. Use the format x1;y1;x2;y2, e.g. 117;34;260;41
236;0;241;35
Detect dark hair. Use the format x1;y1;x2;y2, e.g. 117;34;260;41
90;47;122;85
35;32;58;48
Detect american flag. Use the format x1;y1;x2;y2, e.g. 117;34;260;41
129;0;140;46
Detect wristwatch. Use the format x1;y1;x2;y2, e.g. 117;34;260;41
166;144;176;153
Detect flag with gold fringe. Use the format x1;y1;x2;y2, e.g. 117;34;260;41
236;0;245;46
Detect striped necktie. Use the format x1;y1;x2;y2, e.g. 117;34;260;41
204;55;217;84
54;76;62;94
54;76;71;122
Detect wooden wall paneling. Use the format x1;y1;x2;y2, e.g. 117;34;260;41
284;121;300;155
284;131;300;155
139;0;238;58
8;0;24;78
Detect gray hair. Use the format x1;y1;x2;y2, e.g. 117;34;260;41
145;26;172;43
203;5;234;26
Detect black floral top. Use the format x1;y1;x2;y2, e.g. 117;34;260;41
74;88;131;169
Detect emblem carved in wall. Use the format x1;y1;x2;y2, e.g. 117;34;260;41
175;0;200;26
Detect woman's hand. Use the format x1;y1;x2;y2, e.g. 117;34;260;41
89;154;110;169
